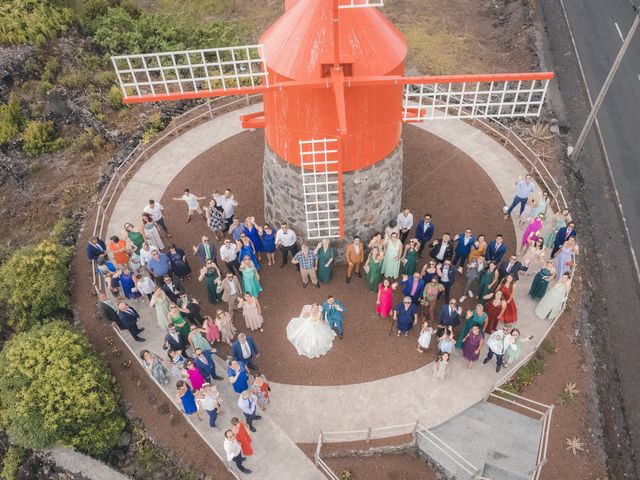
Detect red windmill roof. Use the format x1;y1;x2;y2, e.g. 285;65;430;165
260;0;408;81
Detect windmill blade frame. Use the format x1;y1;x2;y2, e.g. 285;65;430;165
111;44;269;103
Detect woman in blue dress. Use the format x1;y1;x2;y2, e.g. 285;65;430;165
176;380;201;419
243;217;264;257
228;360;250;394
168;244;192;280
118;269;140;300
259;224;277;266
237;234;260;270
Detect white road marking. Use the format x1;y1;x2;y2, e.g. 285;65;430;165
614;22;625;42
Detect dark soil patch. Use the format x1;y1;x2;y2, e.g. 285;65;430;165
159;124;516;386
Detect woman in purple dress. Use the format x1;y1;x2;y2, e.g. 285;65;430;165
462;324;484;369
168;244;192;280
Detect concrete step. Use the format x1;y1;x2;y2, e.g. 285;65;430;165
483;461;531;480
416;430;484;480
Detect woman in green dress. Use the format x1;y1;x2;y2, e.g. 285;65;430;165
315;239;335;283
188;325;213;352
168;304;190;339
543;208;571;248
149;287;170;330
402;238;420;275
528;260;556;300
477;262;499;303
364;246;384;292
124;223;145;253
239;255;262;298
198;260;222;304
456;304;488;350
381;232;402;279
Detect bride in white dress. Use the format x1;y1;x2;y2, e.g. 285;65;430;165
286;304;336;359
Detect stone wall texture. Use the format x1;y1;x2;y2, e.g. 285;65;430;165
263;141;403;262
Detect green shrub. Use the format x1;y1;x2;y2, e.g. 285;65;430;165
540;339;556;355
91;7;242;55
0;93;24;146
0;240;72;332
107;85;124;110
68;127;105;158
40;58;61;85
0;321;125;457
22;120;66;158
88;97;103;117
50;218;78;245
142;112;164;144
58;69;92;90
0;0;72;46
0;445;26;480
94;70;116;89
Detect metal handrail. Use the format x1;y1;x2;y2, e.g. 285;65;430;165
415;429;479;477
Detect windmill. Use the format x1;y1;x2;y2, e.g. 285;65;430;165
111;0;553;244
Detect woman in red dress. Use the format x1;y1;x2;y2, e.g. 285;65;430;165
376;278;396;318
499;274;518;324
231;417;253;456
483;289;507;334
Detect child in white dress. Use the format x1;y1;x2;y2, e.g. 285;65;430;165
417;322;433;353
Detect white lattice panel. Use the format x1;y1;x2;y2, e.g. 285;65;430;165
338;0;384;8
299;139;342;240
403;79;550;121
111;45;268;101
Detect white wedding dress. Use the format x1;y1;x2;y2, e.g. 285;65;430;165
286;305;336;359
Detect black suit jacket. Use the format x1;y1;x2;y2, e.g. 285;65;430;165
163;331;188;352
117;306;139;330
429;240;453;262
86;239;107;261
498;260;528;282
162;279;184;303
97;300;120;326
438;304;460;327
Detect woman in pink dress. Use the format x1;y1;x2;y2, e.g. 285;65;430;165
203;315;220;344
375;278;395;318
521;213;545;252
184;359;205;391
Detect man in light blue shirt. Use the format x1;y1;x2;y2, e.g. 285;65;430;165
504;174;536;218
146;249;171;282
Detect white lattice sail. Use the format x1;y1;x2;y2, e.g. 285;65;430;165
403;77;551;121
111;45;268;102
338;0;384;8
299;139;342;240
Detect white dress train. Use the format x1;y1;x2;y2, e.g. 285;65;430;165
286;305;336;359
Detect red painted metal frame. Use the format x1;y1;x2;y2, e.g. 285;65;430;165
240;111;266;129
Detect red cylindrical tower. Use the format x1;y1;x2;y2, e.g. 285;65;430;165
260;0;408;171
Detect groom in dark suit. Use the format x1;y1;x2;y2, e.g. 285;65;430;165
231;333;260;370
438;300;462;328
117;303;145;342
551;222;576;258
485;234;507;264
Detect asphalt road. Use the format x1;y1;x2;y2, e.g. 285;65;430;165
562;0;640;279
539;0;640;477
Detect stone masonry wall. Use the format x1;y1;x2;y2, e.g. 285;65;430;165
263;142;403;262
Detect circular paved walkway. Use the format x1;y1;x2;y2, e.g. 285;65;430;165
105;104;552;476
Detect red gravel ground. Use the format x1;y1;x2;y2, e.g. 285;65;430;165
159;125;517;385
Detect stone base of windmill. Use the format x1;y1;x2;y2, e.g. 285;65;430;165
263;142;403;262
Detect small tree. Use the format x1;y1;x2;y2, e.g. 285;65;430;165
0;240;72;332
0;321;125;457
22;120;66;158
0;93;23;146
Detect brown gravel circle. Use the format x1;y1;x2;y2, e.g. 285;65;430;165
159;124;516;386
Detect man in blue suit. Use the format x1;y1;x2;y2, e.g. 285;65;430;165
415;214;435;258
323;295;347;339
452;228;475;267
86;236;107;261
231;333;260;370
116;303;145;342
194;348;223;381
551;222;576;258
400;272;425;304
485;234;507;264
438;299;462;328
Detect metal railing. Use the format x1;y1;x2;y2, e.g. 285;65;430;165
488;388;554;480
315;421;484;479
